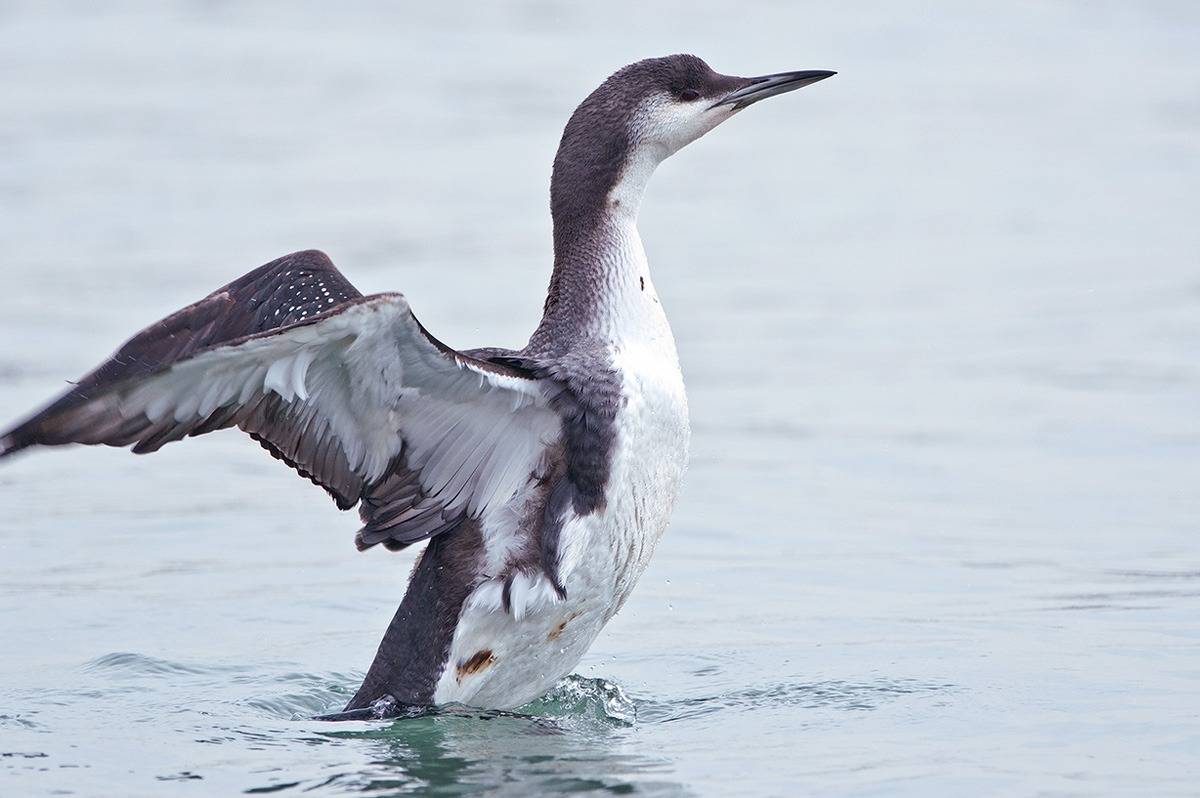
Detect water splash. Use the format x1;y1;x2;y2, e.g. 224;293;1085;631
519;674;637;726
243;672;637;728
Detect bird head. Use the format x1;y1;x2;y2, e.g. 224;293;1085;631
552;54;835;222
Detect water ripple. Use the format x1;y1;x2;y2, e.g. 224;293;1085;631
640;678;953;724
84;652;215;676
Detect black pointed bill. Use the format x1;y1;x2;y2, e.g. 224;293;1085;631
711;70;836;111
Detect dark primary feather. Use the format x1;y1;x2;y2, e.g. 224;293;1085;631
0;250;377;512
0;249;359;458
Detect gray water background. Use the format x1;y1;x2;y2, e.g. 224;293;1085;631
1;1;1198;795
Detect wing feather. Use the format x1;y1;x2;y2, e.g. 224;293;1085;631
1;251;560;553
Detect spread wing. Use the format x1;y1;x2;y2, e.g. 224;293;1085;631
0;250;559;551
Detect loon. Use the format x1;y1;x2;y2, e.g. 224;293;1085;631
0;55;834;715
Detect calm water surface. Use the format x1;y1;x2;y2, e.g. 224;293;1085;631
1;2;1198;795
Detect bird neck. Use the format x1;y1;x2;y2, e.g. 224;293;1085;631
529;136;667;354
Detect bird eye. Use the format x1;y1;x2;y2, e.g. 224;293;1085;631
679;89;701;102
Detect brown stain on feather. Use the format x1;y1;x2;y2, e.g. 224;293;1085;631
455;649;495;683
547;612;579;641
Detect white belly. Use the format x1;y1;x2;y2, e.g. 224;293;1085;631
433;331;690;709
